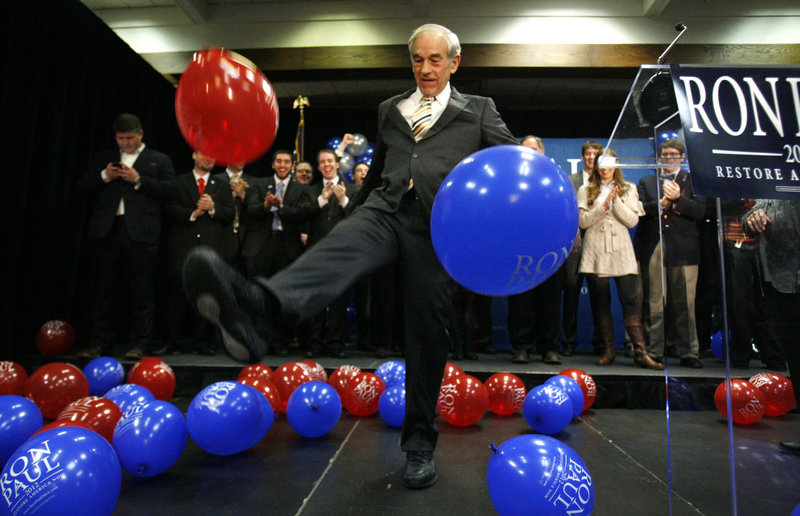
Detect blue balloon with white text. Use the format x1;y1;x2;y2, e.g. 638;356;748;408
431;145;578;296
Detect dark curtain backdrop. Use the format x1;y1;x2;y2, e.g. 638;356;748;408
0;1;193;358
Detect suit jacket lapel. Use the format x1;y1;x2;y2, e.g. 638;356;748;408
386;89;416;140
421;88;468;141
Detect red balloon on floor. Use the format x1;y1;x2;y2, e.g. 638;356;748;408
34;320;76;355
328;365;361;400
238;376;282;415
714;379;766;425
272;362;312;413
24;363;89;419
299;360;328;382
438;374;489;426
56;396;122;444
343;372;385;416
175;48;279;165
0;361;28;395
559;368;597;411
127;357;176;401
442;362;464;382
485;372;527;416
749;372;795;417
237;363;274;383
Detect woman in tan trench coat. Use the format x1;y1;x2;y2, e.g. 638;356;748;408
578;149;662;369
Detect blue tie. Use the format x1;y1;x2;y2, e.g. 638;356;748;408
271;181;284;230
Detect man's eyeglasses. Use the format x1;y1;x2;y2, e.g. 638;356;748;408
660;152;683;158
296;169;312;174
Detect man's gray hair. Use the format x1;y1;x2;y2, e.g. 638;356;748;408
408;24;461;61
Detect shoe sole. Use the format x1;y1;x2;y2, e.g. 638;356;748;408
403;472;438;489
196;294;252;363
183;249;267;363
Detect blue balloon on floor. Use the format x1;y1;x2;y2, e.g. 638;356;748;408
374;360;406;388
488;434;593;516
187;381;270;455
431;145;578;296
104;383;154;413
1;427;121;516
523;384;573;435
113;400;187;477
545;375;584;419
246;384;275;448
287;381;341;438
0;394;43;466
378;384;406;427
792;501;800;516
84;357;125;396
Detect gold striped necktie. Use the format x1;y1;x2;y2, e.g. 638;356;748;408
411;96;433;140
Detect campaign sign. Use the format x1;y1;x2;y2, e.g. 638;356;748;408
671;65;800;199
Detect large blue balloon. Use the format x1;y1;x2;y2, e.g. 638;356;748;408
487;434;594;516
545;375;584;419
431;145;578;296
1;427;121;516
83;357;124;396
374;360;406;388
286;381;341;438
0;395;43;466
247;384;274;447
112;400;187;477
378;384;406;428
186;381;268;455
523;384;573;435
104;383;154;413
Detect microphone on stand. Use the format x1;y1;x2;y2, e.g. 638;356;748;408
658;23;688;65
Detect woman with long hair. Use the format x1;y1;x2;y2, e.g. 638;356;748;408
578;148;662;369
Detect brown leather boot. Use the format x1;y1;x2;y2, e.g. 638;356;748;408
625;315;664;370
596;316;616;365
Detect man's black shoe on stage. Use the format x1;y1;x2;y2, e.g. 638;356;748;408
182;246;273;363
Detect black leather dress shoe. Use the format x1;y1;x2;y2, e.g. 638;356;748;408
183;247;271;363
511;349;530;364
403;451;437;489
680;357;703;368
542;350;562;365
779;441;800;455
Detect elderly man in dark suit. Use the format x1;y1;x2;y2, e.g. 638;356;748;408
77;113;175;359
183;23;517;488
635;139;706;368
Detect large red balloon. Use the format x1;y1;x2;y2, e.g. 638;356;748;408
343;372;385;417
0;361;28;395
749;372;795;417
714;379;766;425
24;363;89;419
559;368;597;411
437;374;489;426
442;362;464;382
485;372;527;416
328;365;361;400
175;48;279;165
238;376;282;415
272;362;312;413
56;396;122;444
127;357;176;401
237;364;274;384
34;320;76;355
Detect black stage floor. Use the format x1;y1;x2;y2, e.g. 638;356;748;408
18;349;800;515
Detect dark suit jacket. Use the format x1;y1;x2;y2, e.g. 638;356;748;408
634;170;706;266
163;173;235;261
242;176;310;261
352;87;518;216
304;176;359;247
212;171;257;262
79;146;175;245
